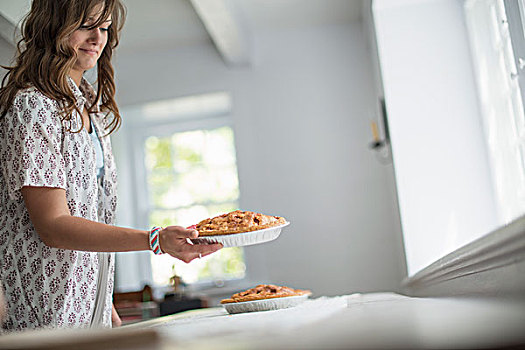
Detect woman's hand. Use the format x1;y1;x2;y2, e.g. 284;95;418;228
112;304;122;327
159;226;223;263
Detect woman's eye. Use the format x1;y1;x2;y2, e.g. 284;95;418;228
79;25;109;32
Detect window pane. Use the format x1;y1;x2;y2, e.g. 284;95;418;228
172;130;205;172
465;0;525;224
149;201;238;229
145;137;172;170
148;171;177;208
145;126;244;285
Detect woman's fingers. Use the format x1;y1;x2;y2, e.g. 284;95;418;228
183;244;222;263
162;226;198;239
197;243;223;254
200;249;220;258
175;249;217;263
184;242;223;256
180;243;223;263
158;225;223;262
159;226;197;252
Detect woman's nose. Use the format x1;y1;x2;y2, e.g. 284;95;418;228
87;28;104;43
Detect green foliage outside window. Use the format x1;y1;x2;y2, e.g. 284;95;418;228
144;126;245;285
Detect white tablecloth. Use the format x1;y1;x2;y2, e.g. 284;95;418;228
151;295;350;344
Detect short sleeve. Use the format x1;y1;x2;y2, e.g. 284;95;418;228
0;91;66;200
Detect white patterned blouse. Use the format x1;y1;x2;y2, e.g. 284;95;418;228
0;77;118;332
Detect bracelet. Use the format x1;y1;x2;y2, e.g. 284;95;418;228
149;226;164;255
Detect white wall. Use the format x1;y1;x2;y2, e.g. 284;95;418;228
0;8;408;296
373;0;499;276
114;22;407;296
0;37;14;80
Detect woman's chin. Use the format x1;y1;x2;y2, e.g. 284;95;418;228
71;62;97;75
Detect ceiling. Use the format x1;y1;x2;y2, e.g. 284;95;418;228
1;0;364;63
118;0;364;54
118;0;210;53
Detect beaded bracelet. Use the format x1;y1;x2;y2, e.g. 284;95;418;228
149;226;164;255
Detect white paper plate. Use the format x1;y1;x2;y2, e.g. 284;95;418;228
222;294;310;314
191;222;290;248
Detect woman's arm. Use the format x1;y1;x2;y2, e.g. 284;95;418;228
0;286;5;323
22;186;222;262
112;304;122;327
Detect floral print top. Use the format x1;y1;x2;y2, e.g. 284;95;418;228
0;77;118;332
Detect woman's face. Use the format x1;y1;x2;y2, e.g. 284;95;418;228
68;4;112;77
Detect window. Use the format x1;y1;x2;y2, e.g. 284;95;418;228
372;0;525;276
464;0;525;224
122;92;246;287
144;126;245;285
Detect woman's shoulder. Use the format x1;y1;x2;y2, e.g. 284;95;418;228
4;87;62;129
7;87;61;123
13;86;59;110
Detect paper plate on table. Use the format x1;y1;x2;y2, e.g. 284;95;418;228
222;294;310;314
191;222;290;248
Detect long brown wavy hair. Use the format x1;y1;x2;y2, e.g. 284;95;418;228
0;0;126;135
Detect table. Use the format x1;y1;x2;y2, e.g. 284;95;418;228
126;292;525;349
1;293;525;349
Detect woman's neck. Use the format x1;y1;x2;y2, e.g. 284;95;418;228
69;70;84;87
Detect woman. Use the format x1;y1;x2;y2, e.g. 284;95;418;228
0;0;222;332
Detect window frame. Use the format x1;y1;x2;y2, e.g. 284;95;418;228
505;0;525;105
132;115;249;286
113;91;251;294
401;0;525;297
371;0;525;297
129;114;235;234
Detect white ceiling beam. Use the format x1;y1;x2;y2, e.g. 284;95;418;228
0;11;18;47
0;1;31;46
189;0;252;67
